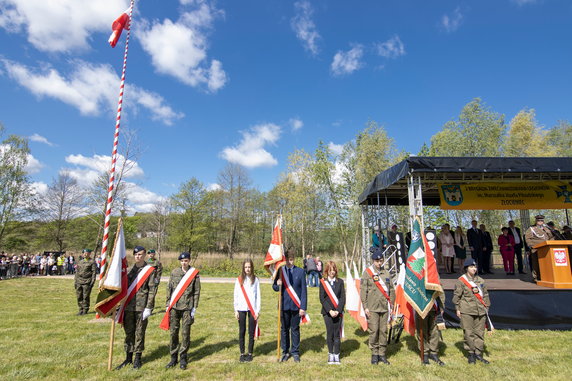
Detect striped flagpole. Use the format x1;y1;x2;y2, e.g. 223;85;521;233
100;1;135;282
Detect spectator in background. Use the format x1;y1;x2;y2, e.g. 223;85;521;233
57;254;65;275
439;224;455;273
30;255;38;276
40;254;47;276
480;224;494;274
315;256;323;279
67;254;75;275
0;255;8;279
10;255;20;278
47;254;55;276
498;227;515;275
22;254;30;276
372;226;387;249
306;254;318;287
562;225;572;240
453;226;468;274
508;220;526;274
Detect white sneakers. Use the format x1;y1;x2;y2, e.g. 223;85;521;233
328;353;341;365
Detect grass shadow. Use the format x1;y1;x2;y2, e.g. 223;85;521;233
189;339;238;361
299;334;325;355
254;340;277;356
341;339;360;357
144;344;170;363
353;327;368;337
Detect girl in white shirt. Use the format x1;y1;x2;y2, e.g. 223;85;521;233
233;259;260;362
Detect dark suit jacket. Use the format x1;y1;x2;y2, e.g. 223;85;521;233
273;265;307;311
467;227;484;251
508;227;523;249
319;278;345;315
482;230;493;253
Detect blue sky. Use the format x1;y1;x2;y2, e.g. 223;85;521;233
1;0;571;213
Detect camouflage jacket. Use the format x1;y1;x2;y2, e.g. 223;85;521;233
360;268;395;313
125;264;157;312
166;267;201;311
74;259;97;285
452;275;490;316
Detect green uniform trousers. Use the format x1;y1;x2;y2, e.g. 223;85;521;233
367;311;389;356
415;311;440;355
460;313;486;355
170;309;194;356
75;283;93;312
123;310;149;354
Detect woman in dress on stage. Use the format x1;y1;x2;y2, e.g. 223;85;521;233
439;224;455;273
233;259;260;362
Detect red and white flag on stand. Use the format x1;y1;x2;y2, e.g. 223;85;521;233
108;7;132;48
394;263;415;336
264;215;285;279
345;262;367;331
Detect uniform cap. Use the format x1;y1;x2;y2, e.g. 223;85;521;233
463;258;477;268
178;252;191;260
133;246;146;254
147;249;156;254
371;247;383;260
82;248;92;253
535;215;545;220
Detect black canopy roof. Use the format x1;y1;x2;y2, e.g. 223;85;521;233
358;157;572;206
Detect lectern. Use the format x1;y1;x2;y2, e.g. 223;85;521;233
533;240;572;288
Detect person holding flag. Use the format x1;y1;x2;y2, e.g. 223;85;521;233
233;259;261;363
360;247;395;365
453;258;492;365
273;250;308;363
74;249;97;315
319;261;345;365
115;246;158;370
161;252;201;370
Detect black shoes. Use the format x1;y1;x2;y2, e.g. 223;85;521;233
422;354;429;365
166;354;178;369
133;353;142;369
76;311;84;316
475;354;490;364
292;354;300;363
468;353;476;364
280;353;291;362
240;354;252;362
179;353;188;370
378;355;390;365
115;352;133;370
429;354;445;366
371;355;379;365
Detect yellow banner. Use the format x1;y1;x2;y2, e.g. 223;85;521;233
438;181;572;210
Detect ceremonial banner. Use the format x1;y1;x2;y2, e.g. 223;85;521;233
439;181;572;210
345;262;367;331
404;218;444;319
95;219;128;317
394;264;415;336
264;215;285;278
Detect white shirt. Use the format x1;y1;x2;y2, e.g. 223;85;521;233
233;276;261;315
510;227;521;244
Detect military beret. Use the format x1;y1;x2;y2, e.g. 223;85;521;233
147;249;156;254
547;221;555;227
133;246;146;254
535;215;545;220
178;252;190;260
82;248;92;253
371;247;383;260
463;258;477;268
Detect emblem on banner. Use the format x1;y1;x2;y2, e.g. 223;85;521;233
441;185;463;206
554;249;568;267
556;185;572;203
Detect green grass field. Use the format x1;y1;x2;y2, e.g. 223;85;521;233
0;277;570;380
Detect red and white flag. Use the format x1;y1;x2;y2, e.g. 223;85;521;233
345;261;367;331
264;215;285;278
108;7;132;48
94;219;128;317
393;264;415;336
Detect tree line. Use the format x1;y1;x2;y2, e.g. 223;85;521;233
1;98;571;261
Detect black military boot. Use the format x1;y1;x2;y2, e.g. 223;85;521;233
378;355;390;365
165;354;178;369
115;352;132;370
179;353;188;370
371;355;379;365
468;353;476;364
422;354;429;365
133;353;142;369
77;310;84;316
475;354;490;364
429;354;445;366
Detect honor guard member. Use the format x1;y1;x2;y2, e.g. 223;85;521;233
361;247;395;365
74;249;97;315
163;252;201;370
416;293;446;366
116;246;158;370
524;215;554;281
146;249;162;299
453;258;491;364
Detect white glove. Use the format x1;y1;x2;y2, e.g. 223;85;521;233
142;308;152;320
191;308;196;318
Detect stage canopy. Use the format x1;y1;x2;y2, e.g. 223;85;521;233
358;157;572;207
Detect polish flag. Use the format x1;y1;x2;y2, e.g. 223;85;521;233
108;7;131;48
394;263;415;336
345;262;367;331
264;215;285;279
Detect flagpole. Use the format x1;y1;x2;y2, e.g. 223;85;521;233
419;316;425;362
277;282;282;362
107;308;117;371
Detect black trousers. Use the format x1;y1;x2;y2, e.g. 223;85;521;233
281;310;301;355
323;314;342;354
514;245;524;273
481;249;491;272
238;310;255;354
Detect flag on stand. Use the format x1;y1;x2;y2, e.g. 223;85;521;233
264;215;285;279
95;219;128;317
394;263;415;336
108;7;132;48
404;217;444;319
345;262;367;331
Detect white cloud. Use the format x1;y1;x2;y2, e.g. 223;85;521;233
2;59;183;125
0;0;130;52
331;45;364;76
29;133;54;146
328;142;344;156
376;35;405;59
207;183;221;191
138;1;227;92
25;153;43;174
30;181;48;195
124;182;166;213
289;118;303;131
63;153;144;185
441;7;463;33
220;123;281;168
291;0;320;56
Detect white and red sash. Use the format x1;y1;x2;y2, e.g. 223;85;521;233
365;266;391;304
238;276;261;339
160;267;199;330
281;266;310;324
459;275;494;331
320;278;344;339
116;264;155;324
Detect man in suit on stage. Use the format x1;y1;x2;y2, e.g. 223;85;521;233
508;220;526;274
467;220;485;275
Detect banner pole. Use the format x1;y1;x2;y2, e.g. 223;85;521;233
107;308;117;371
419;316;425;362
277;282;282;361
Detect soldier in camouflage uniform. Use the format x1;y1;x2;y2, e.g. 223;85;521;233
524;215;554;281
453;258;491;364
415;292;446;366
74;249;97;315
116;246;157;370
165;252;201;370
146;249;162;299
360;248;395;365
